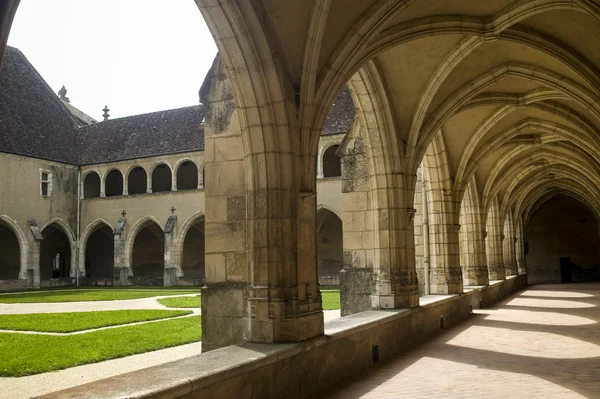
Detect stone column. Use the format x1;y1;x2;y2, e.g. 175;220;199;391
460;229;489;286
316;156;324;180
515;218;527;275
339;134;419;315
413;171;428;296
163;216;179;286
459;195;489;286
100;175;106;198
171;171;178;192
200;57;323;351
146;173;152;194
424;185;463;294
428;221;463;294
486;199;505;280
502;215;518;276
123;176;129;196
26;220;42;289
112;218;131;286
339;135;374;315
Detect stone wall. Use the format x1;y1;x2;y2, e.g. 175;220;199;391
526;196;600;283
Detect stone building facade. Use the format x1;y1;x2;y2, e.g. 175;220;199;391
0;47;348;291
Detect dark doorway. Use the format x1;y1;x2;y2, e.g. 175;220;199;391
132;221;164;278
40;224;71;279
560;257;572;283
85;225;114;279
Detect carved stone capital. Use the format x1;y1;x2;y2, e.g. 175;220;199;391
406;208;417;226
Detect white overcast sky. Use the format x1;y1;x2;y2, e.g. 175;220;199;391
8;0;217;120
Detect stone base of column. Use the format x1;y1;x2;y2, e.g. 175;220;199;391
340;267;373;316
113;267;132;286
271;311;324;343
488;263;506;280
202;283;324;352
462;265;489;286
201;282;247;352
429;268;463;294
27;268;40;289
504;260;518;276
163;267;178;287
516;259;527;275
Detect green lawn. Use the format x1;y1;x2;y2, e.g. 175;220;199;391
0;289;200;303
0;310;192;333
322;290;340;310
0;316;202;377
157;295;201;308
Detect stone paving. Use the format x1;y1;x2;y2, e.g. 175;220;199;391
326;283;600;399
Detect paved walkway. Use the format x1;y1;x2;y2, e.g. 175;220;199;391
325;283;600;399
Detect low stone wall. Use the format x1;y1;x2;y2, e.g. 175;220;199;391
39;275;527;399
0;279;27;291
175;277;204;286
79;277;113;286
40;278;74;288
128;277;164;286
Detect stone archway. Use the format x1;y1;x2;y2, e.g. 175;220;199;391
128;166;147;195
83;172;101;198
131;220;164;283
322;145;341;178
40;223;72;280
105;170;124;197
180;215;205;282
0;219;20;280
176;161;199;190
84;224;114;281
151;164;172;193
317;208;343;286
527;195;600;284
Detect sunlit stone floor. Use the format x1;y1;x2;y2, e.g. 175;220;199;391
325;283;600;398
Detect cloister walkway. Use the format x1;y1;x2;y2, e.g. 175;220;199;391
325;283;600;399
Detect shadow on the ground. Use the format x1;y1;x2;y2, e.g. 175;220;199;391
320;282;600;398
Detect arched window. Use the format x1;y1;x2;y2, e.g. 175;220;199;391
152;164;172;193
181;216;205;280
40;224;71;279
202;166;205;189
132;221;164;279
176;161;198;190
128;167;147;195
83;172;101;198
323;145;341;178
105;170;124;197
84;224;114;280
0;220;21;280
316;208;343;285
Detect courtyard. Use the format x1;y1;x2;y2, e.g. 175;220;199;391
0;286;339;397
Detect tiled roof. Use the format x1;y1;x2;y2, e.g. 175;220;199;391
78;105;205;165
0;47;80;163
0;47;354;166
322;86;356;135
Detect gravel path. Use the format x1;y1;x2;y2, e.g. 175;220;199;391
0;294;197;314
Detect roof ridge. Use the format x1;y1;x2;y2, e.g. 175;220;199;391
77;104;204;130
